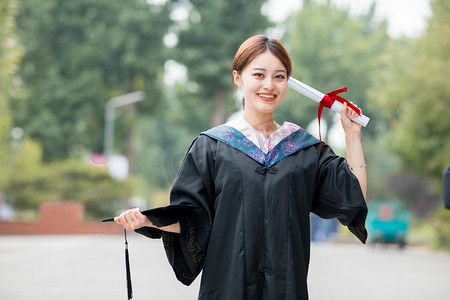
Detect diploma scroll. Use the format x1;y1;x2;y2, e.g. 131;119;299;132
288;77;370;127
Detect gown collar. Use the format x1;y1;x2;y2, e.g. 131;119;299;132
225;118;300;154
202;119;319;167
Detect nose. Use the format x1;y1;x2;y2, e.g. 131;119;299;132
263;77;275;91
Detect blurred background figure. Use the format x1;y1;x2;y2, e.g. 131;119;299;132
367;199;411;248
0;193;13;221
310;214;339;242
443;165;450;209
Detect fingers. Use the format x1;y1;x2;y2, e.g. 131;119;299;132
347;105;358;118
341;101;348;115
340;101;360;132
341;101;362;119
341;102;351;122
114;208;146;230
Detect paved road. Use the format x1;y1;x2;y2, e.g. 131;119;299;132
308;242;450;300
1;234;449;299
0;234;200;300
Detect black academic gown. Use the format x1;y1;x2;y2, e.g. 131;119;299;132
136;125;367;300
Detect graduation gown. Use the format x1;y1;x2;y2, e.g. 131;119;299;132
136;124;367;300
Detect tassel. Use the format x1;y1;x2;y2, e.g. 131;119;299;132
124;229;133;299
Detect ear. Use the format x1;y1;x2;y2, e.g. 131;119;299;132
233;70;242;88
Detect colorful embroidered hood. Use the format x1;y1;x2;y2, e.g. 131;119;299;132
202;124;320;168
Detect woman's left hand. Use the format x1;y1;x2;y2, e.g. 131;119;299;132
340;101;362;136
340;101;367;200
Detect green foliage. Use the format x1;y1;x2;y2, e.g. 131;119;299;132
432;207;450;250
125;0;274;196
132;81;213;198
13;0;173;161
361;134;441;218
280;1;389;138
9;137;43;170
361;136;400;199
4;159;134;218
3;130;132;219
174;0;272;125
165;79;215;136
369;0;450;183
387;171;441;218
134;116;197;192
0;0;21;183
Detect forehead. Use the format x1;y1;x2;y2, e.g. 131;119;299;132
245;51;286;72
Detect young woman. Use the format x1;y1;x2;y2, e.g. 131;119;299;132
115;35;367;299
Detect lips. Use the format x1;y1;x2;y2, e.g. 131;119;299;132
258;93;277;101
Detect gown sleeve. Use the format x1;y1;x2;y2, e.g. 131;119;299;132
312;145;368;244
135;136;215;285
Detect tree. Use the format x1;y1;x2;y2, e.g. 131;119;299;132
279;1;389;141
4;159;135;219
0;0;22;187
173;0;272;126
370;0;450;183
0;0;19;163
433;207;450;250
13;0;173;162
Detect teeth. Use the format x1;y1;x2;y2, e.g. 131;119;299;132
259;94;275;99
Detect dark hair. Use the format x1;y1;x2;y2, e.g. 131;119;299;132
232;35;292;78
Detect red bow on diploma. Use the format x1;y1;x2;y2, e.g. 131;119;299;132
318;87;361;151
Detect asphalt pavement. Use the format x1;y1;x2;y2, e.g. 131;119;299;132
1;234;450;300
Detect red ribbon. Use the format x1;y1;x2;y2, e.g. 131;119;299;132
318;87;361;151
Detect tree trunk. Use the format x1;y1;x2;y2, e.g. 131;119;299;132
126;102;136;175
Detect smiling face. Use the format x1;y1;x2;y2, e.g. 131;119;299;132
233;50;288;117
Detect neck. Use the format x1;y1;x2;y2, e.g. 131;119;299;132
243;111;279;138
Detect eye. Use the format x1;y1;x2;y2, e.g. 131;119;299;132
253;73;264;78
275;74;286;80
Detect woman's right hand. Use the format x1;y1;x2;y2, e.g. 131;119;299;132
114;208;153;230
114;208;181;233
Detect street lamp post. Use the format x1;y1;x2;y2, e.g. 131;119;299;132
103;90;145;162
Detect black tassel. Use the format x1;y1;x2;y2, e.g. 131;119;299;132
124;229;133;299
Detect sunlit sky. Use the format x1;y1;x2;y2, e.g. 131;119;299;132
263;0;432;38
163;0;432;39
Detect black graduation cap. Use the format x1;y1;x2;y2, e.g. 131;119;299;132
102;204;195;226
101;205;196;299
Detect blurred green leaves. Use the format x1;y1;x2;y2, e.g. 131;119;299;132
280;1;389;139
174;0;272;125
370;0;450;183
4;158;134;219
1;0;448;226
0;0;21;185
433;207;450;250
13;0;173;161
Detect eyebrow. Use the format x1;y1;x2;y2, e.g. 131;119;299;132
250;67;286;73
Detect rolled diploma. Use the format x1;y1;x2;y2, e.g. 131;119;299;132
288;77;370;127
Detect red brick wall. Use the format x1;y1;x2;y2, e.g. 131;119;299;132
0;201;122;235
